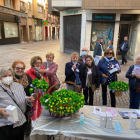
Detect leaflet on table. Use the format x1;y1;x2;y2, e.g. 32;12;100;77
93;107;101;115
105;108;118;117
118;110;140;119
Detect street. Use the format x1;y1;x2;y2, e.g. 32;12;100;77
0;40;134;108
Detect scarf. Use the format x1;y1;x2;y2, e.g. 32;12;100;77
33;67;43;79
71;61;81;86
104;57;114;62
13;73;28;88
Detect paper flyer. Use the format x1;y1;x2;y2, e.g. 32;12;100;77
105;108;118;117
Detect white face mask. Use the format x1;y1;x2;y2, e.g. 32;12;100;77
2;77;13;85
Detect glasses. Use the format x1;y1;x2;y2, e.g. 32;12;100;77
35;62;42;65
86;60;91;62
15;67;25;71
82;50;88;52
106;52;113;55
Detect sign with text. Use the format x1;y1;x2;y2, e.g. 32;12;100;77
66;10;78;15
93;14;115;21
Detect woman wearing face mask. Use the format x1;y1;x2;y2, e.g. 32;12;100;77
126;54;140;109
26;56;49;125
12;61;34;138
98;48;121;107
65;52;82;92
78;46;89;66
42;52;59;94
80;55;100;105
0;68;34;140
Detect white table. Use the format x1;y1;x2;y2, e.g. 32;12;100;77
30;106;140;140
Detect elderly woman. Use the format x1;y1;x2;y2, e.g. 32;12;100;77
26;56;49;124
42;52;59;94
12;61;33;137
126;54;140;109
65;52;82;92
0;68;34;140
80;55;100;105
98;48;121;107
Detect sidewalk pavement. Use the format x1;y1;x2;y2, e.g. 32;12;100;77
0;40;135;108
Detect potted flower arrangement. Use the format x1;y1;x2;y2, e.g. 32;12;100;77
40;87;85;118
108;81;129;97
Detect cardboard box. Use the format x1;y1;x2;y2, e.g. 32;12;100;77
6;105;18;123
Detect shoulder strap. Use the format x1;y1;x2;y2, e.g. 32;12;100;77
107;62;112;76
0;85;24;114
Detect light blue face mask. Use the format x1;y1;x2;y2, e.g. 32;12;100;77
82;51;87;56
46;62;53;65
72;62;77;65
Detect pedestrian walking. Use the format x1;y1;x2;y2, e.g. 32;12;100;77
98;48;121;107
126;54;140;109
106;40;113;50
119;36;130;65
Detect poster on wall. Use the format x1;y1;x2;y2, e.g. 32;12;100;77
90;23;114;51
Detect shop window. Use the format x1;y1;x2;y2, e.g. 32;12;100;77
0;23;1;39
28;2;31;10
4;0;14;9
90;23;114;51
4;22;18;38
37;5;43;13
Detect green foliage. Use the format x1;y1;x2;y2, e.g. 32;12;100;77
40;89;85;115
108;81;129;91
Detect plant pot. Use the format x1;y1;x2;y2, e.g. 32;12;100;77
114;91;122;97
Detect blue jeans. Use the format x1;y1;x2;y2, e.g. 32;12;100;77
129;88;140;109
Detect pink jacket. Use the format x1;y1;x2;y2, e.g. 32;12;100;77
42;62;59;87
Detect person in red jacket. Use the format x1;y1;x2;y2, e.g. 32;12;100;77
26;56;49;126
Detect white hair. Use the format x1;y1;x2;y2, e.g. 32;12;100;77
0;68;14;80
136;54;140;59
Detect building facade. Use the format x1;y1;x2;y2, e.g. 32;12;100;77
50;0;140;60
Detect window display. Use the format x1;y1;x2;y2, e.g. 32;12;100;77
4;22;18;38
90;23;114;51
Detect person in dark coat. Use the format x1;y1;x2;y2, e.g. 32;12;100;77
93;39;103;64
126;54;140;109
119;36;130;65
98;48;121;107
65;52;82;92
80;55;100;105
78;46;89;66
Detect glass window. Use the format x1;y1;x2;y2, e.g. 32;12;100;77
37;5;43;13
90;23;114;51
0;23;1;39
4;22;18;38
28;2;31;10
4;0;14;8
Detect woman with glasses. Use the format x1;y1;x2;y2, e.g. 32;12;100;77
98;48;121;107
26;56;49;126
80;55;100;105
12;61;33;138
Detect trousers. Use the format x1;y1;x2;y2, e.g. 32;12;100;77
122;51;127;64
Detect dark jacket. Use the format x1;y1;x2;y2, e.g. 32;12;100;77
65;62;82;84
80;63;100;88
93;42;102;57
78;56;85;66
126;65;140;89
120;41;130;52
98;58;121;83
24;74;32;96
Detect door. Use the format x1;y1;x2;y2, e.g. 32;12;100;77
20;26;24;42
29;26;32;41
64;15;81;54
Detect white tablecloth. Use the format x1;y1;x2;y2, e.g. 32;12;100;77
30;106;140;140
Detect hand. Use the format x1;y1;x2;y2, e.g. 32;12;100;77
72;65;76;70
0;108;9;117
132;73;136;77
39;69;46;74
102;74;108;79
27;96;35;103
136;74;140;79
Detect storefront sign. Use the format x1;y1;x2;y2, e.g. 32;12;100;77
66;10;78;15
93;14;115;21
0;6;28;18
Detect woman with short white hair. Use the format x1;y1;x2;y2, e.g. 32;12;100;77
126;54;140;109
0;68;34;140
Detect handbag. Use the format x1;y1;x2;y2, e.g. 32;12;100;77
136;86;140;93
87;74;96;92
100;62;112;85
